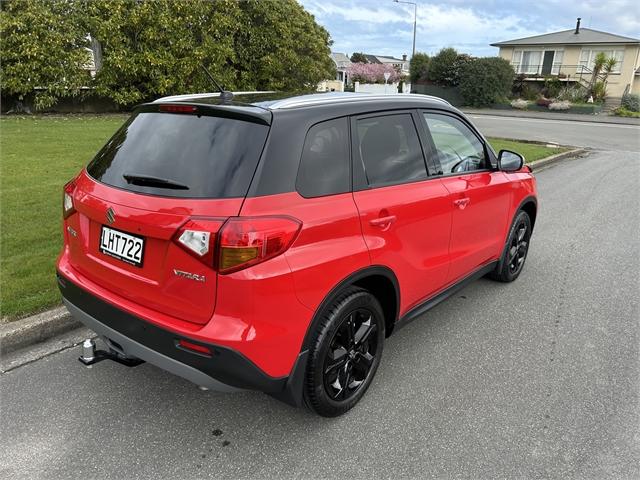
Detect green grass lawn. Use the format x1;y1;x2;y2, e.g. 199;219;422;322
0;115;565;321
1;115;128;321
488;138;568;163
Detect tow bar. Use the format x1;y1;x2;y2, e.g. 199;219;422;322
78;338;145;367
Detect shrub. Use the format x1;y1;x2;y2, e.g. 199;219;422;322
614;106;640;118
557;85;588;103
427;47;459;85
459;57;514;107
511;99;529;109
543;77;562;98
549;100;570;110
520;83;540;101
409;52;430;83
591;81;607;102
621;93;640;112
536;96;552;107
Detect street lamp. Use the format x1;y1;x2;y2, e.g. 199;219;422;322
393;0;417;58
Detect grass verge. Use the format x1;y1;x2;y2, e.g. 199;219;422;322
1;115;565;321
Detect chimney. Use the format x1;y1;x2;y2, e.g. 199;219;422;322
402;54;407;61
575;17;581;34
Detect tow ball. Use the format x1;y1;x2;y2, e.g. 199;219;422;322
78;338;145;367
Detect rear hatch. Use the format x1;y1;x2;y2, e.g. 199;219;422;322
67;104;270;324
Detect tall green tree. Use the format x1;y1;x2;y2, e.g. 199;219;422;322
82;0;241;106
427;47;459;86
350;52;368;64
409;52;430;83
1;0;335;109
0;0;90;109
230;0;335;92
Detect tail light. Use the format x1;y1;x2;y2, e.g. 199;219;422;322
174;218;226;266
173;216;301;274
218;216;301;274
62;181;76;219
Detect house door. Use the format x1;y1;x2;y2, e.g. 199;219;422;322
541;51;554;75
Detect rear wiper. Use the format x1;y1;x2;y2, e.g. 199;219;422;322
123;173;189;190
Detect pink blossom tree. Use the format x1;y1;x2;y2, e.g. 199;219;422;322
347;63;402;84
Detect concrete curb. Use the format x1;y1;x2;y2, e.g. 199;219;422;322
0;306;80;355
528;148;587;171
0;147;586;357
462;109;640;126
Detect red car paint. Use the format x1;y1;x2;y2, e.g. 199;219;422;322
57;93;537;387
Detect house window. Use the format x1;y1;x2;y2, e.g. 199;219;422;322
512;50;564;75
578;49;624;73
551;51;563;75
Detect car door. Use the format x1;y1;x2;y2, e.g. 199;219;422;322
351;111;452;313
420;111;512;283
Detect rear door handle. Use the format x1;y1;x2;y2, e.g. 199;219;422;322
369;215;397;230
453;198;470;209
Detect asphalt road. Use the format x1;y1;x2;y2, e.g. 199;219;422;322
470;114;640;152
2;148;639;478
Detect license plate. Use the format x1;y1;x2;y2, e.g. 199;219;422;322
100;226;144;267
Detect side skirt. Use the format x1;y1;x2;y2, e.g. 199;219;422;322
395;261;498;331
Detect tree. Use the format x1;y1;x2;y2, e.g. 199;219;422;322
1;0;335;109
0;0;90;110
229;0;335;92
82;0;241;106
347;63;401;83
350;52;368;64
427;47;459;85
409;52;430;83
459;57;514;107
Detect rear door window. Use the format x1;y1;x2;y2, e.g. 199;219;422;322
87;112;269;198
355;114;428;187
296;118;350;197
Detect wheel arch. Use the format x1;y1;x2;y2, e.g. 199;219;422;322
518;196;538;231
300;265;400;351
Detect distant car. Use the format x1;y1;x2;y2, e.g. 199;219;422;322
57;92;537;417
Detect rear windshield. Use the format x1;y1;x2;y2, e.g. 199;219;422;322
87;112;269;198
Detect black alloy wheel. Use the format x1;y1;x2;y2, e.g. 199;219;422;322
304;287;385;417
508;218;529;275
323;308;379;401
488;210;532;283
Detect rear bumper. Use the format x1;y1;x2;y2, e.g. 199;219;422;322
57;272;307;404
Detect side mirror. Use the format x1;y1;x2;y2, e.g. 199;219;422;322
498;150;524;172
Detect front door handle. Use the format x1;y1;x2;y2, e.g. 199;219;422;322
369;215;397;231
453;198;470;209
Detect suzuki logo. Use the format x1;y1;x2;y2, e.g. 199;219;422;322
105;207;116;225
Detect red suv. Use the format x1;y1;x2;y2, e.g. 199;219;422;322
57;92;537;416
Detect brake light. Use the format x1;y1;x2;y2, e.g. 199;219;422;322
218;216;301;274
159;104;198;113
174;218;225;266
62;181;76;219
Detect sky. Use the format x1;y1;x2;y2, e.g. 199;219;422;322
298;0;640;59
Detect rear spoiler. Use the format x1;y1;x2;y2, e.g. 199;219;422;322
136;102;272;126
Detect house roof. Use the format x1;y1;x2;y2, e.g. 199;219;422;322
330;52;352;69
491;28;640;47
363;54;407;64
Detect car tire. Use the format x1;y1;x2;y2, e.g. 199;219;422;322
489;210;532;283
303;287;385;417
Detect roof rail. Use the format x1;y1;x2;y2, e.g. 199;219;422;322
267;93;451;110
